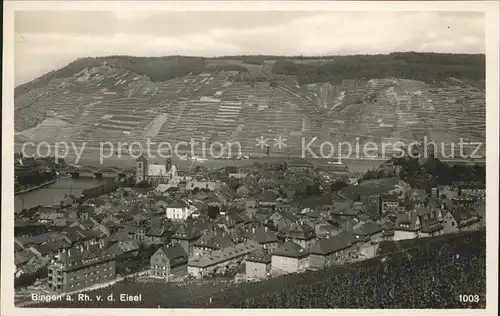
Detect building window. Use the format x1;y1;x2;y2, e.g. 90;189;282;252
452;221;455;227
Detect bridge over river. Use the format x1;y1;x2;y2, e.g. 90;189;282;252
59;166;135;180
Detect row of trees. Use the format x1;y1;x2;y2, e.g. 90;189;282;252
394;157;485;189
16;170;57;187
271;52;485;85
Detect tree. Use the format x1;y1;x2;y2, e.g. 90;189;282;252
228;177;240;191
208;205;220;219
136;180;152;188
330;180;348;192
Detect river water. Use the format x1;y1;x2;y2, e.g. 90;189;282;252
14;177;108;213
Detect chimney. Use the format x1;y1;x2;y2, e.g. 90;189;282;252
264;226;268;232
252;227;256;234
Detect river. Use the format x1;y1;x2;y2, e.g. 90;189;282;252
14;177;108;213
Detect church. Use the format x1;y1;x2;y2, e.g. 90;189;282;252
135;153;178;186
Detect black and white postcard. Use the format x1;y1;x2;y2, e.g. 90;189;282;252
2;1;499;315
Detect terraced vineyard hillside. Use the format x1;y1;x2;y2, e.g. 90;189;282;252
15;54;486;158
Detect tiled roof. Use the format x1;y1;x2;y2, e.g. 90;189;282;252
147;227;166;237
29;244;57;256
394;213;419;231
157;243;188;266
189;241;260;268
241;226;278;244
172;224;201;240
55;245;115;271
309;232;353;256
192;232;234;249
246;248;272;263
353;221;382;236
284;221;316;240
169;200;188;208
260;191;278;202
108;240;140;256
273;241;308;258
421;219;443;233
15;250;35;266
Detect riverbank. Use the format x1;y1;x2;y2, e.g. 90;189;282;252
15;177;109;213
14;175;72;196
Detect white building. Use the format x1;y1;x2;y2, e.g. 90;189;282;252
166;200;192;221
271;241;309;275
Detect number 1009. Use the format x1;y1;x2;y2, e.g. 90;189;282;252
459;295;480;303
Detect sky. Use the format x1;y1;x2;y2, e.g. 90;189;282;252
14;11;485;86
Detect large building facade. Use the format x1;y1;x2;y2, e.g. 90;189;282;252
136;154;178;185
47;244;116;293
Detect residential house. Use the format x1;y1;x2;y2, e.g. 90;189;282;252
188;241;261;278
170;224;202;256
245;249;272;280
245;199;258;209
108;240;140;260
259;191;279;208
185;181;222;192
393;212;421;241
420;218;444;238
379;221;395;241
48;244;116;292
365;195;380;216
217;213;247;233
18;256;50;277
451;196;478;208
191;231;235;257
439;185;458;199
155;183;178;194
457;184;486;200
352;221;383;244
145;227;169;245
276;213;300;232
271;241;309;275
61;226;106;249
282;221;317;249
442;209;481;234
38;209;64;222
240;226;279;252
314;222;341;239
229;172;248;179
150;243;189;278
15;249;36;271
408;189;428;202
309;232;354;269
28;244;59;259
380;194;405;216
329;200;359;221
166;200;192;221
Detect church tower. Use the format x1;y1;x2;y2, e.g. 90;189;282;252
165;149;172;172
136;154;148;184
